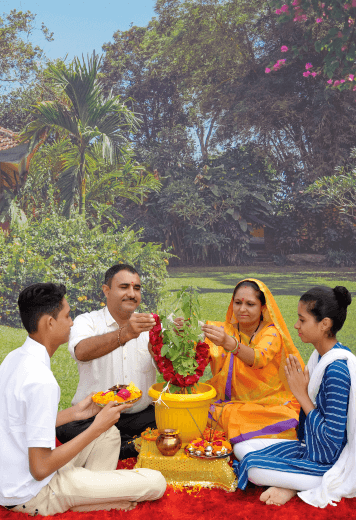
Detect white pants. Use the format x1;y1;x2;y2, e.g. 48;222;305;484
234;438;323;491
12;426;166;516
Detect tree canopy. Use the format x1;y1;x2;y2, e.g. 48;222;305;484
0;10;53;92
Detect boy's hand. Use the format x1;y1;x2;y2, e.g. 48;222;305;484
91;401;133;435
73;393;102;421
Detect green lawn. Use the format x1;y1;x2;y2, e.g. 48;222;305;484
1;266;355;410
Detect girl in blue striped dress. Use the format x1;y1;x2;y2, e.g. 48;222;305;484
233;285;353;506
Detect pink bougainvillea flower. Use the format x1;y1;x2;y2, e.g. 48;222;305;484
265;67;271;73
342;45;348;51
327;79;333;84
353;85;356;91
344;3;350;8
280;4;289;12
338;31;343;37
353;0;356;6
301;14;307;20
273;63;281;70
340;79;346;83
303;71;311;77
275;8;282;14
292;0;300;5
305;63;313;69
334;80;341;86
349;74;355;81
316;18;322;22
311;72;317;77
321;2;325;6
349;18;355;25
281;45;288;52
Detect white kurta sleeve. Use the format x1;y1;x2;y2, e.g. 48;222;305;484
68;313;96;361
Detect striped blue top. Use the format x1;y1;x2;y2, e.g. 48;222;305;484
234;343;351;490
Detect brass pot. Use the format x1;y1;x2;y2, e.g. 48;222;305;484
156;429;182;456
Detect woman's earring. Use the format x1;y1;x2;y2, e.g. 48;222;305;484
260;312;263;321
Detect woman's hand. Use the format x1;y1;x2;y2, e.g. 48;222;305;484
201;324;236;351
285;355;314;414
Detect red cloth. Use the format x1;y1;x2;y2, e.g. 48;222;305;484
2;484;356;519
3;444;355;518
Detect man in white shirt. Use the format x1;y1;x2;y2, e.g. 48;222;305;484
0;282;166;515
56;264;158;458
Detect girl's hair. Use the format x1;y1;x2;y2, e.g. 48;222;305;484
300;285;352;336
233;280;266;306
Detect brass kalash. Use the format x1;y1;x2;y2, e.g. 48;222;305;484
156;429;182;456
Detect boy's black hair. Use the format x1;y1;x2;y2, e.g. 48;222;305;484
18;283;67;334
104;264;139;287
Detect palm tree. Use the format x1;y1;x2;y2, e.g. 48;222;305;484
21;53;141;216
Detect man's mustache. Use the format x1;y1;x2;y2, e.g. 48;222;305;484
122;298;137;302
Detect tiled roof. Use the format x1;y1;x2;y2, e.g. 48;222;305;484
0;127;19;152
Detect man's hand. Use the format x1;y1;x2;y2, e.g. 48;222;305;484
173;317;184;330
148;341;155;360
72;393;102;421
120;313;156;342
91;401;133;436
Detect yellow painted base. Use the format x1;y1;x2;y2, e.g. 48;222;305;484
148;383;217;443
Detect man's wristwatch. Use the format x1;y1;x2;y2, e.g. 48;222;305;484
117;326;126;347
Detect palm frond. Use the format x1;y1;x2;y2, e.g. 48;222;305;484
56;165;79;217
47;54;102;127
21;101;79;143
86;161;161;205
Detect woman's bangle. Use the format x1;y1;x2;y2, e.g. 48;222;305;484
222;333;236;353
223;335;240;355
231;341;241;356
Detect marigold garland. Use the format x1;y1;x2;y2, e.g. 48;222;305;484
149;313;210;388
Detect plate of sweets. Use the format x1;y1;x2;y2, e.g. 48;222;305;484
185;437;233;459
92;381;142;407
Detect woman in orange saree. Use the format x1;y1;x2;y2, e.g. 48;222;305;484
201;279;304;446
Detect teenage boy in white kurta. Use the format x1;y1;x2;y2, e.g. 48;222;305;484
0;283;166;516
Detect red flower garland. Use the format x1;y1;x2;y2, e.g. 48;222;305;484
149;314;210;388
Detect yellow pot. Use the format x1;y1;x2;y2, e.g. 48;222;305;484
148;382;217;443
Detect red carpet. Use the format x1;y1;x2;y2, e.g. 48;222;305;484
2;457;356;519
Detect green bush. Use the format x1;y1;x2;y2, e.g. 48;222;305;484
0;213;170;328
325;249;356;268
